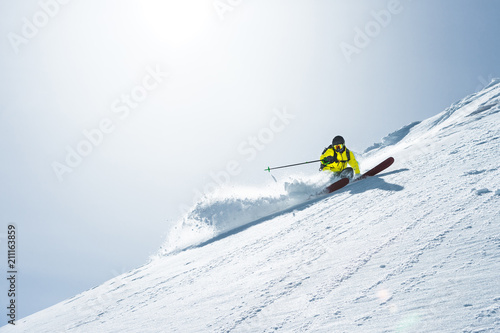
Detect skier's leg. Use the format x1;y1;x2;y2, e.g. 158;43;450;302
339;167;354;180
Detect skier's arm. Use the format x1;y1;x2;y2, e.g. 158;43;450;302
320;150;334;165
319;148;334;170
348;151;361;174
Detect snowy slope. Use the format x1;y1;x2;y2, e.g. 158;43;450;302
6;81;500;332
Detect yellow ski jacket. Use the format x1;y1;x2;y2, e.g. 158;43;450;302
320;146;360;174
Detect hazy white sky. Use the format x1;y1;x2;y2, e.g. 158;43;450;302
1;0;499;319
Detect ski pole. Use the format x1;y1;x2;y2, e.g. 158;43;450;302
264;159;321;172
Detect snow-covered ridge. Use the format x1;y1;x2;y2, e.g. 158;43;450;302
364;79;500;156
364;121;421;154
6;80;500;332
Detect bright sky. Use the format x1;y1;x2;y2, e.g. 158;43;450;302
1;0;499;319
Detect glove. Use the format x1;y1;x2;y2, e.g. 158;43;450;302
322;156;335;165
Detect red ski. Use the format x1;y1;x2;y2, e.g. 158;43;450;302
324;177;350;194
354;157;395;182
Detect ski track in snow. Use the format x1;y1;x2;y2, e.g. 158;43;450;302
5;81;500;332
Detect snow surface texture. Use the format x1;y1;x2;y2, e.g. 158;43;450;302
6;81;500;332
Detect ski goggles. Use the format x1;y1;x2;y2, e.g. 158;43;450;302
334;144;344;150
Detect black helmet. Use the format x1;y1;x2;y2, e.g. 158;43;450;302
332;136;345;146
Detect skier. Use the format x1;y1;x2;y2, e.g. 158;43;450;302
320;135;360;180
